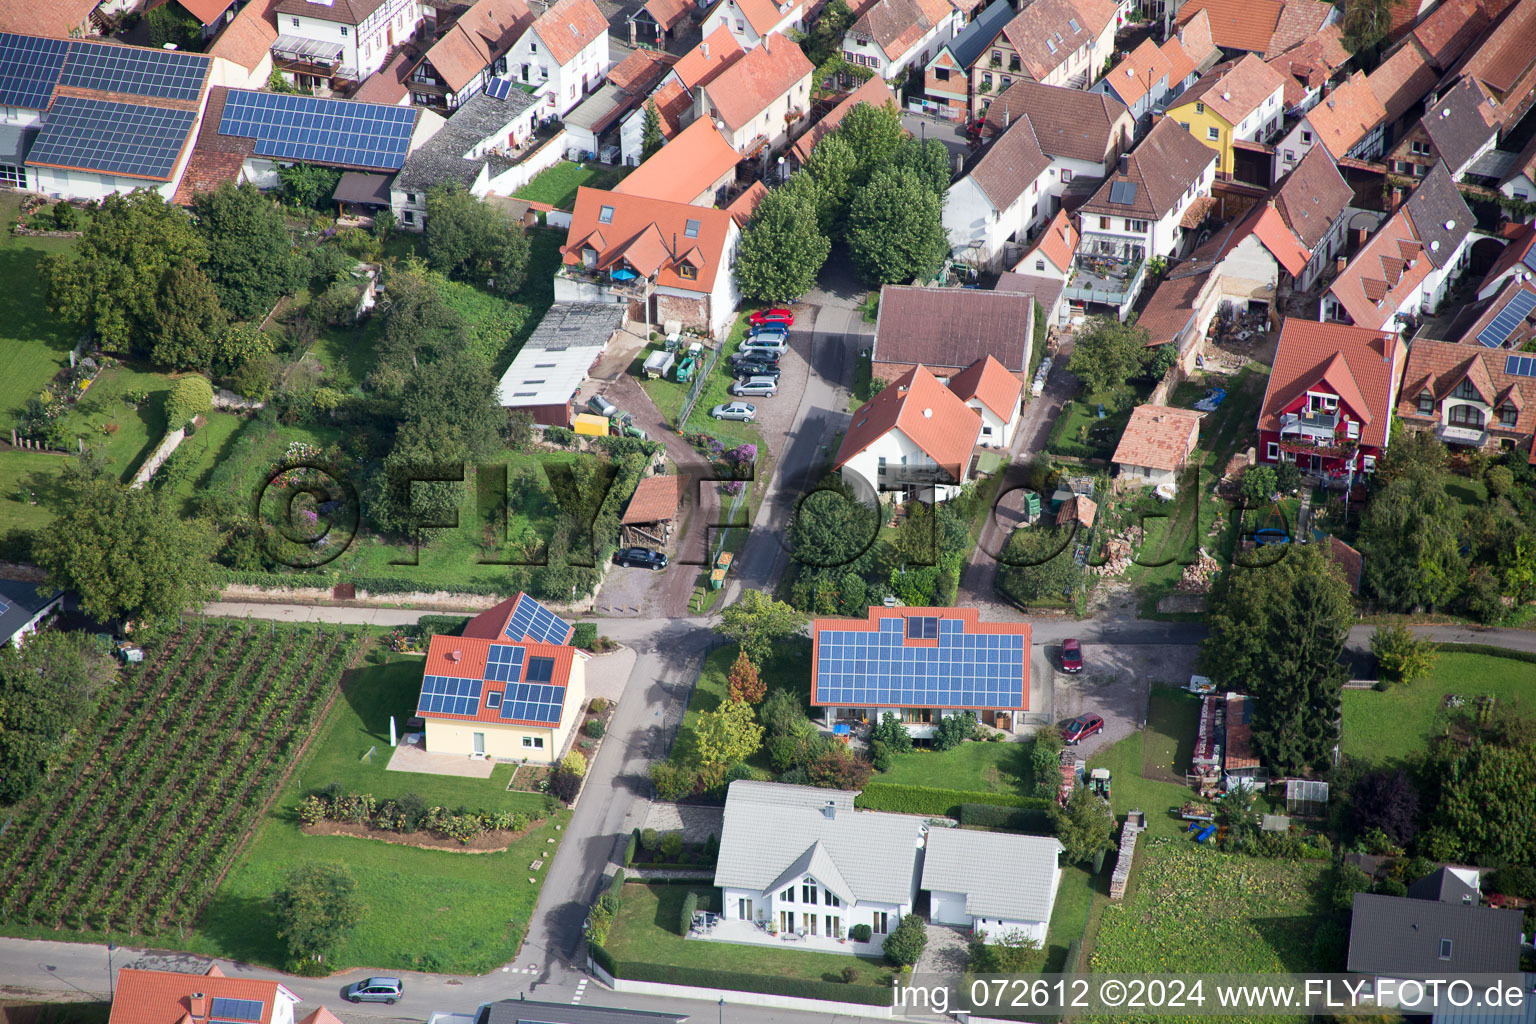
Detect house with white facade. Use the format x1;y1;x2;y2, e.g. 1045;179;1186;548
1270;70;1386;180
1384;76;1501;181
701;0;806;51
1500;134;1536;207
1112;404;1202;491
923;829;1064;944
505;0;610;116
980;81;1134;220
834;365;983;505
1092;37;1175;124
0;579;63;649
1069;116;1218;315
400;0;532;111
841;0;961;81
692;34;812;171
557;186;742;337
271;0;421;86
945;355;1024;448
616;27;744;166
942;116;1052;269
1271;145;1354;292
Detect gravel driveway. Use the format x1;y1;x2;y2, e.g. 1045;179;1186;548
1051;643;1200;759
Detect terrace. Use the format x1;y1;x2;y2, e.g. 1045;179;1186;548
1278;409;1339;441
1064;250;1146;308
554;263;649;301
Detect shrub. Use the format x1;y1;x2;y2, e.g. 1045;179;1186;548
703;832;719;859
1491;864;1536;899
641;828;660;852
932;711;976;751
165;374;214;430
561;750;588;778
51;202;78;231
959;803;1054;833
590;697;609;713
660;832;684;860
840;967;861;984
648;761;698;801
1332;864;1373;911
850;923;873;943
624;829;638;867
546;426;575;446
679;890;699;935
871;711;913;754
573;622;599;650
549;768;582;802
883;914;927;966
585;718;605;738
1375;878;1407;897
608;868;626;893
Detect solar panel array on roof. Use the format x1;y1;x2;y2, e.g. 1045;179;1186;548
503;595;572;644
1477;291;1536;348
209;999;263;1023
1524;246;1536;275
816;617;1026;709
218;90;416;170
485;643;526;681
60;40;209;102
27;95;196;179
0;34;68;111
419;674;484;716
486;77;512;100
1507;354;1536;378
499;680;566;724
1109;180;1138;205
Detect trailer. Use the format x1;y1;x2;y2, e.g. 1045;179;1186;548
642;350;675;380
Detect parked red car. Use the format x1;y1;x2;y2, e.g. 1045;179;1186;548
1061;638;1083;673
749;308;795;327
1061;713;1103;745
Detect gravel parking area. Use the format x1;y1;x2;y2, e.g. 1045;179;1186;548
1051;643;1200;759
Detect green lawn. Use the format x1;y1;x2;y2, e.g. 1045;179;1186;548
514;161;630;210
1086;730;1197;840
673;638;812;771
1142;686;1200;784
0;452;68;534
191;649;563;973
639;314;765;451
165;411;245;514
49;365;179;483
881;740;1032;794
603;883;893;990
0;194;78;425
198;416;348;512
1048;380;1156;460
1340;651;1536;763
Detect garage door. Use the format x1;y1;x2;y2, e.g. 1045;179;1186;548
929;889;970;926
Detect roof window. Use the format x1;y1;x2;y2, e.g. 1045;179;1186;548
599;205;615;223
685;218;701;237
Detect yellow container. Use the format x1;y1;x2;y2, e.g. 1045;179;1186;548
573;413;610;437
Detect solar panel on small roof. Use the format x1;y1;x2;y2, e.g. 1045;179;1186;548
502;595;572;644
418;674;485;716
499;681;565;724
1109;181;1138;205
486;78;511;100
61;40;209;102
1524;247;1536;275
209;998;263;1022
0;34;69;111
1477;291;1536;348
27;95;196;180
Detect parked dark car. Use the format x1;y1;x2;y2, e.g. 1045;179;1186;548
1061;638;1083;673
615;547;668;569
1061;713;1104;745
732;361;781;380
345;979;403;1005
731;351;781;369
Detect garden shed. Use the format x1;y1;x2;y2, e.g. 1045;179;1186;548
620;474;680;548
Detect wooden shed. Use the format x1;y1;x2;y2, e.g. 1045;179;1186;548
620;475;680;548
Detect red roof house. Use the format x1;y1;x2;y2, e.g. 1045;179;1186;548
109;967;300;1024
834;364;983;504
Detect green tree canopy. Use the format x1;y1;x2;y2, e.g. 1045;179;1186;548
43;191;207;355
716;591;808;668
1370;624;1437;687
33;480;216;631
893;136;952;199
273;862;363;967
802;132;860;236
642;99;664;159
368;262;473;397
147;261;227;370
735;174;830;303
837;101;907;185
1359;474;1464;611
191;182;302;321
0;632;116;804
424;184;531;295
277;162;342;211
1199;544;1353;774
1052;787;1116;864
398;347;503;460
165;374;214;429
694;698;765;784
846;165;948;285
801;0;853;64
1067;315;1151;394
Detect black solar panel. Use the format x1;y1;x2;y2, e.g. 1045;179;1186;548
209;999;263;1022
1506;354;1536;378
1524;246;1536;275
27;95;196;180
0;33;68;111
1109;180;1138;205
486;77;511;100
218;89;417;171
502;594;573;645
815;617;1026;710
1477;290;1536;348
60;39;209;102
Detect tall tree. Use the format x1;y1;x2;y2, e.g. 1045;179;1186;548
33;480;217;630
802;132;860;235
398;348;503;460
716;591;808;667
893;136;952;199
726;650;765;703
147;260;226;370
192;182;303;321
694;698;764;784
1369;624;1437;687
1199;544;1353;773
846;166;948;285
642;99;665;160
424;184;531;294
1051;787;1116;864
43;191;207;354
1067;315;1151;394
1359;475;1464;611
273;863;362;967
735;175;830;303
802;0;852;65
838;101;907;185
368;262;473;398
0;632;116;804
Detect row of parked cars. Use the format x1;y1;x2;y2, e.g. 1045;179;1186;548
712;310;795;423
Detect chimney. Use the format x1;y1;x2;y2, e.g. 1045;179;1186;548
1336;255;1347;274
701;42;709;58
1118;153;1129;175
823;800;836;819
190;996;208;1019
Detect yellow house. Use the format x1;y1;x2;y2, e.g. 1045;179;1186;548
1165;54;1287;176
416;594;589;765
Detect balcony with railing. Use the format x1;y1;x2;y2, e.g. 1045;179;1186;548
1437;422;1488;447
877;463;956;487
555;263;649;301
1279;409;1339;441
1063;251;1146;306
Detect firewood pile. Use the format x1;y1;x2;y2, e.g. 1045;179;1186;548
1176;549;1221;592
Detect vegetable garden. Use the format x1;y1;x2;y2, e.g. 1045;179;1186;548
0;620;360;936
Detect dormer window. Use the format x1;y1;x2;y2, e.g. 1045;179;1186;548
1417;391;1433;414
678;263;697;279
1499;404;1518;426
582;246;596;267
1453;379;1479;401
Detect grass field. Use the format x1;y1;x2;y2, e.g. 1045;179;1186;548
164;411;245;514
1087;728;1199;840
0;194;78;425
1340;650;1536;763
639;315;764;450
602;883;893;990
514;161;629;210
1142;686;1201;784
881;740;1033;794
0;452;67;534
191;645;565;972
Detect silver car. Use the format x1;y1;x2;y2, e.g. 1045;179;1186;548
730;376;779;397
710;401;756;422
344;978;404;1005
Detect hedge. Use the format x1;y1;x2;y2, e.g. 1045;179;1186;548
415;614;472;636
587;946;895;1006
218;567;336;589
1432;642;1536;665
854;782;1053;818
959;803;1055;833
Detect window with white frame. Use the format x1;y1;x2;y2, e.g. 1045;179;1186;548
1206;126;1219;140
1266;441;1279;461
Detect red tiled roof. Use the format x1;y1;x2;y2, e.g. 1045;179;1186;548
351;46;413;104
1454;0;1536;98
1018;209;1077;273
1265;0;1332;56
1191;200;1306;274
1059;494;1097;527
945;355;1022;421
698;34;811;134
531;0;607;66
1000;0;1104;80
615;117;739;204
109;969;295;1024
873;286;1037;372
1327;536;1363;594
422;0;534;93
1173;53;1288;126
563;186;736;291
1259;319;1404;449
1408;0;1488;67
1136;265;1214;346
419;635;576;726
673;25;746;88
727;180;768;225
1455;279;1536;349
1161;33;1198;85
622;475;681;523
642;0;694;30
173;87;252;206
791;75;894;162
177;0;235;25
1303;70;1387;159
1106;38;1175;107
297;1010;345;1024
1265;23;1348;107
1113;404;1202;471
1327;204;1432;328
207;0;278;72
712;0;802;36
1366;37;1437;122
982;81;1130;163
1476;222;1536;295
1397;337;1536;436
850;0;952;62
1175;7;1221;69
608;48;679;93
835;364;982;481
1176;0;1284;53
1081;117;1216;221
0;0;97;36
461;592;576;642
